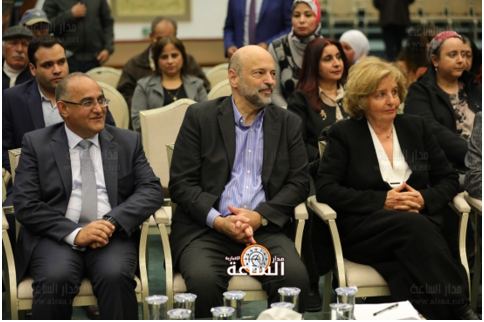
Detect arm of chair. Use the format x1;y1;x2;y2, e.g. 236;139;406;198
294;202;307;257
154;206;174;309
138;217;150;316
307;196;346;287
449;193;471;292
2;208;18;309
464;192;482;213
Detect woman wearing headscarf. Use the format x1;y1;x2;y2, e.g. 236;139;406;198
339;30;370;65
268;0;321;107
405;31;482;168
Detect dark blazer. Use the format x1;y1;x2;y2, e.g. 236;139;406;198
405;68;482;167
2;79;116;172
168;96;310;266
2;60;34;92
223;0;293;56
373;0;414;27
316;114;459;227
287;91;347;163
13;123;163;282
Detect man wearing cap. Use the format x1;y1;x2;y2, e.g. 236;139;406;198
21;8;51;38
3;35;116;173
43;0;114;73
2;26;34;91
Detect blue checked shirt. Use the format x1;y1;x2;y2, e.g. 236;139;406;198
206;99;266;228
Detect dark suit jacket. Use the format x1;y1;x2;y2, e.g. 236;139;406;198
223;0;293;56
2;79;116;172
168;96;310;266
2;60;34;92
13;123;163;282
316;114;459;228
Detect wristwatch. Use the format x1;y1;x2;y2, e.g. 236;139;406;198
102;215;121;230
260;215;268;227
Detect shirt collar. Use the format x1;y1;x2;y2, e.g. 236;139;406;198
65;124;100;150
37;84;54;103
318;85;345;103
231;97;265;129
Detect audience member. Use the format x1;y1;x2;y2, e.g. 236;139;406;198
43;0;114;72
339;30;369;65
395;34;429;89
13;72;163;319
465;112;482;200
223;0;293;58
20;8;51;38
462;36;482;77
131;36;208;132
405;31;482;168
169;45;310;318
2;26;34;91
287;38;349;311
373;0;414;61
117;16;210;124
317;56;478;320
269;0;322;107
3;36;115;172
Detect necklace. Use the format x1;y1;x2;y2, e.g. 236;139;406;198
387;130;393;138
165;86;181;101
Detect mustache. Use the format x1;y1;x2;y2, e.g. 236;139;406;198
259;85;273;92
11;52;26;58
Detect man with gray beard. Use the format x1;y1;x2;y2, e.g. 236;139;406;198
168;45;310;318
2;26;34;91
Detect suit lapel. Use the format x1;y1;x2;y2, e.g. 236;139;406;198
99;129;118;209
51;126;72;198
28;81;46;129
218;97;236;172
393;116;417;171
262;106;281;186
259;0;269;21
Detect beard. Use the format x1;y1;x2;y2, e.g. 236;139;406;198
238;78;273;108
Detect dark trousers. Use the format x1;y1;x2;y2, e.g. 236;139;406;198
340;210;469;320
29;235;138;320
177;229;310;318
381;24;408;61
67;57;100;73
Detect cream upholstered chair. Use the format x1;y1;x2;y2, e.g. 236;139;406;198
207;79;232;100
2;168;11;203
139;99;196;197
205;63;229;89
97;81;130;129
420;0;448;25
86;66;122;89
2;149;151;319
463;192;482;310
308;193;472;312
155;143;308;309
8;148;21;185
327;0;358;39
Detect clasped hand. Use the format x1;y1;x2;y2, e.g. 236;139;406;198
384;182;425;213
213;205;261;246
74;220;115;249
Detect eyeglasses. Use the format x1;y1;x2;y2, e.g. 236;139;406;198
61;98;110;110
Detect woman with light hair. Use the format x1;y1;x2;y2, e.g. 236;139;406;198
316;56;478;320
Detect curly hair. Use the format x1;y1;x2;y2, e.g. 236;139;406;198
343;57;407;119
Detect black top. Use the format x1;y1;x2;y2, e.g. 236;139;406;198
163;85;188;106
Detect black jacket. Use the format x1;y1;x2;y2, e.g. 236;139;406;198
2;58;34;92
405;68;482;167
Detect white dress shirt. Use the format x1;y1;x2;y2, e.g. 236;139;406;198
368;122;412;188
63;125;112;247
243;0;263;46
38;85;64;127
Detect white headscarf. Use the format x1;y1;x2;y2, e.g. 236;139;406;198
339;30;370;63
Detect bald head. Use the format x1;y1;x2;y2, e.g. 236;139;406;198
229;45;274;75
228;45;276;109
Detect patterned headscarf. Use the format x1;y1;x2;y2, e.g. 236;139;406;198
292;0;321;26
428;31;462;62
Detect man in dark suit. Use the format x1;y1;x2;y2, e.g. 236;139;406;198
223;0;293;58
169;45;310;318
2;35;115;173
2;26;34;91
13;72;163;319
